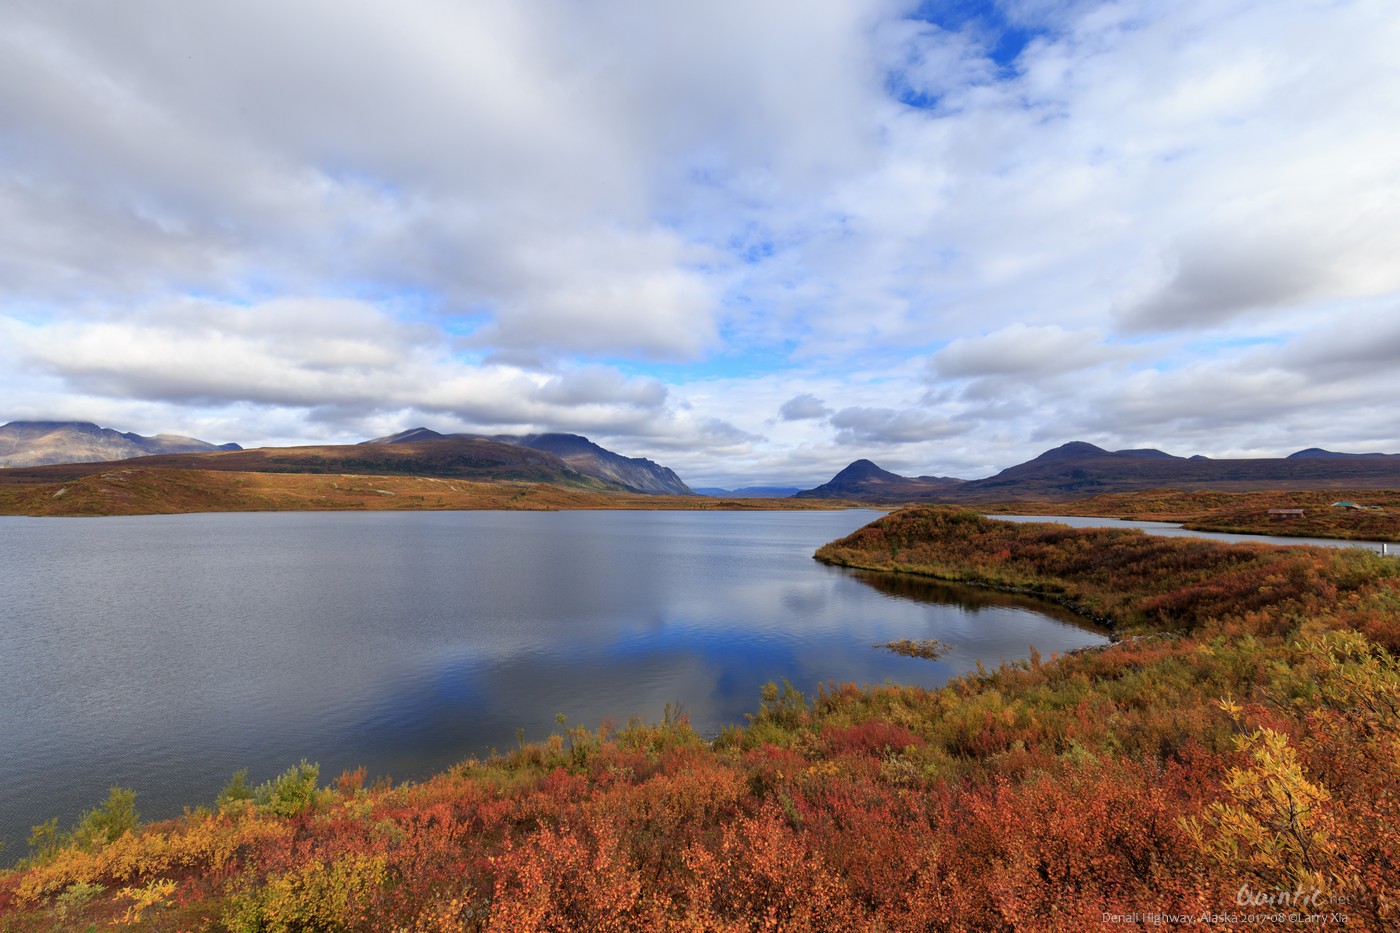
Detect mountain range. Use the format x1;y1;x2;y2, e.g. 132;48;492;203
362;428;694;495
692;485;802;498
795;442;1400;502
8;422;1400;507
0;421;694;497
0;421;241;468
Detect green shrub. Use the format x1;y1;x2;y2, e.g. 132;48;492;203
70;787;139;849
218;768;256;810
255;760;321;817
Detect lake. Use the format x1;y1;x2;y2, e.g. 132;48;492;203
0;509;1107;854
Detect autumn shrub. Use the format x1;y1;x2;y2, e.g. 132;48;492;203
255;759;321;818
224;853;388;932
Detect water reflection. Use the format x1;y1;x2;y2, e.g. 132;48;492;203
0;510;1108;855
844;568;1102;631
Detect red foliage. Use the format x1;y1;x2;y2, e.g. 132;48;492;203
819;719;926;758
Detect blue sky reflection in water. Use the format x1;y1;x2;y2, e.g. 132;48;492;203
0;509;1105;853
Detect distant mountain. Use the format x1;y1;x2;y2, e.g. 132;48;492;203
792;459;966;501
950;441;1400;500
362;428;694;496
367;427;446;445
1287;447;1396;459
793;440;1400;503
3;435;625;491
694;486;800;498
509;434;694;496
0;421;240;468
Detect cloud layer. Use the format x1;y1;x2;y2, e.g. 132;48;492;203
3;0;1399;486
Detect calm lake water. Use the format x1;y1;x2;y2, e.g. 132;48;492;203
0;509;1107;854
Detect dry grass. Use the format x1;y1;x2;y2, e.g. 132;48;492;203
876;638;950;659
0;468;847;517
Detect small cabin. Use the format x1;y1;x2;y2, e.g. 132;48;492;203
1267;508;1305;519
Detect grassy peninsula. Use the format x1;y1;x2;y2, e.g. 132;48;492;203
2;509;1397;930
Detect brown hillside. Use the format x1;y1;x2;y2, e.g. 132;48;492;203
0;468;842;517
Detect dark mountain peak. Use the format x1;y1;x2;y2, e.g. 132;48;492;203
793;459;964;500
831;459;903;483
362;427;447;445
1031;441;1111;462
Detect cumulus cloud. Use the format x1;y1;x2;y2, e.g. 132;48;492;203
4;0;1400;484
931;324;1125;379
533;367;667;409
1119;235;1334;331
1273;303;1400;382
2;298;692;440
829;407;967;446
778;394;831;421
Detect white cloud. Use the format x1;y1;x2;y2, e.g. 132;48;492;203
931;324;1126;379
3;0;1400;485
778;394;832;421
830;406;968;446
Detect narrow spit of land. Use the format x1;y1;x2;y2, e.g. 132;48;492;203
1;508;1397;930
982;487;1400;543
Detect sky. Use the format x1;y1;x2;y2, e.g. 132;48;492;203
3;0;1399;488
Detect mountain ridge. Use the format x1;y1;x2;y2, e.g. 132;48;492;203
795;441;1400;502
0;421;693;497
0;436;629;493
694;485;800;498
0;421;241;468
362;427;694;495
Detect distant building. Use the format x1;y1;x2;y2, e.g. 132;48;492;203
1267;508;1304;519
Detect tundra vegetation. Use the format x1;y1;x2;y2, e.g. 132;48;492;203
1;508;1396;930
